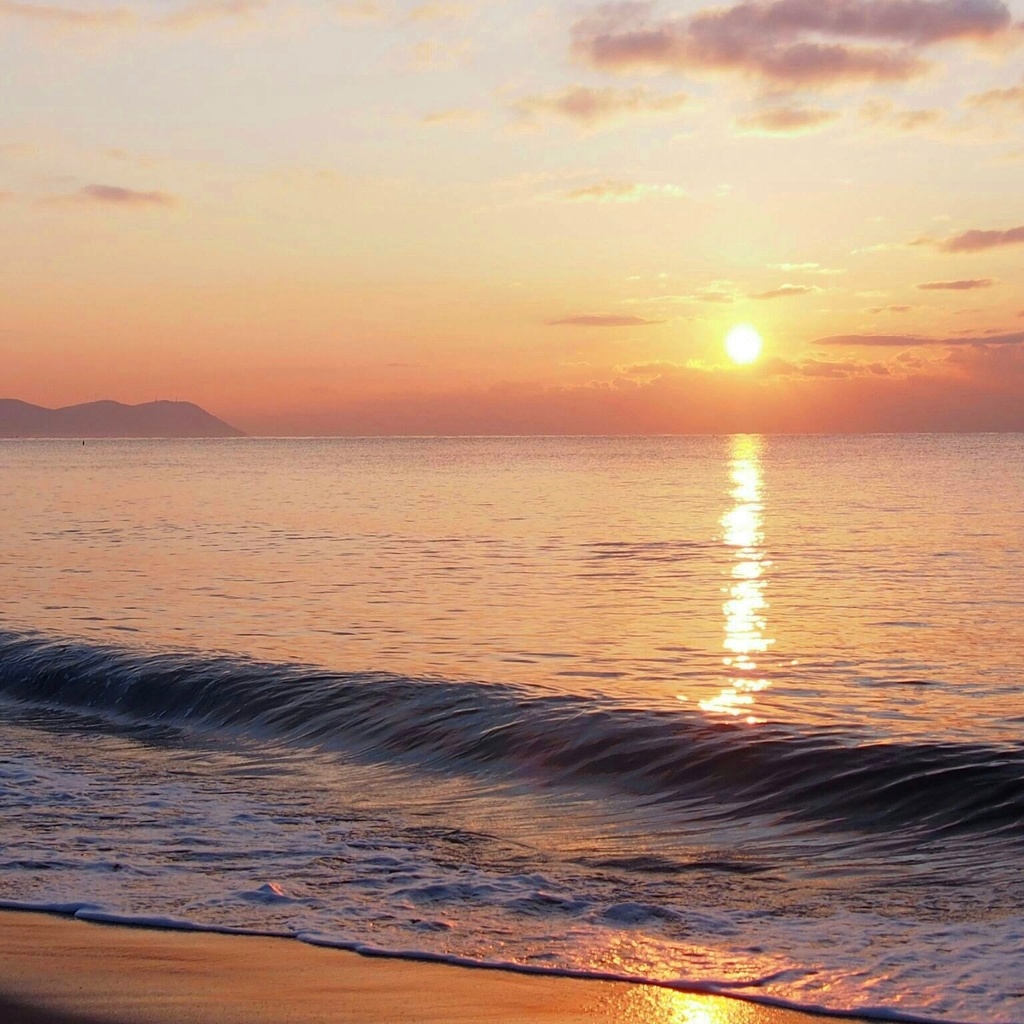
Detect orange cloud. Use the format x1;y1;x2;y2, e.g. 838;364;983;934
917;278;996;290
513;85;689;129
750;283;818;299
617;360;687;377
548;314;665;327
333;0;382;21
561;180;688;201
73;184;176;206
945;340;1024;380
771;261;845;275
0;0;266;28
757;353;901;378
420;108;481;126
966;78;1024;113
932;225;1024;252
859;98;944;131
570;0;1015;90
816;330;1024;346
159;0;267;30
0;0;130;26
796;358;855;377
735;105;839;133
238;358;1024;435
817;334;929;346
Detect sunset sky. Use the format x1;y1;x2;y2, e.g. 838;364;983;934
2;0;1023;433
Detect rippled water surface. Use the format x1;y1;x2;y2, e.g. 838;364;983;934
1;435;1022;1023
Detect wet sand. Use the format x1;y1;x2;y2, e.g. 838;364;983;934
0;910;858;1024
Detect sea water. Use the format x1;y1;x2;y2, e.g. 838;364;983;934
0;435;1021;1022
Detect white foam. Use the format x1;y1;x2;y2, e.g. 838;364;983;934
0;719;1020;1024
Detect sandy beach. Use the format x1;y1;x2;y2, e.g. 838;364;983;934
0;910;859;1024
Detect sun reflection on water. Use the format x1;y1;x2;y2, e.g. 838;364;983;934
699;435;772;724
594;983;771;1024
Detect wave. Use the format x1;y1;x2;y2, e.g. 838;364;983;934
1;631;1022;841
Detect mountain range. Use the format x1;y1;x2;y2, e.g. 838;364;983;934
0;400;244;438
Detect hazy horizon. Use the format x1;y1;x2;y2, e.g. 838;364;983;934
6;393;1024;436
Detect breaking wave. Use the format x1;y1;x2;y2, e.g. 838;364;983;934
1;630;1022;842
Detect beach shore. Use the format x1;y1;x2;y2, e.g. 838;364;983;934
0;910;856;1024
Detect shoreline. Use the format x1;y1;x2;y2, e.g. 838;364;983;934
0;908;873;1024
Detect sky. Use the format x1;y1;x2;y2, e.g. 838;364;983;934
2;0;1023;434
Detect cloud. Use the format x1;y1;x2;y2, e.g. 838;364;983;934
513;85;689;129
617;360;687;377
966;78;1024;114
859;98;944;131
757;355;868;378
569;0;1015;91
917;278;995;290
67;184;176;206
333;0;383;20
561;180;688;201
0;0;272;29
420;108;481;126
333;0;385;19
159;0;267;30
750;283;818;299
772;261;844;274
943;341;1024;382
637;284;739;303
563;180;635;201
797;357;857;377
929;224;1024;252
817;334;930;346
816;330;1024;346
620;353;890;381
548;314;665;327
735;105;839;134
0;0;130;26
0;0;267;28
867;303;913;312
246;352;1024;435
333;0;468;24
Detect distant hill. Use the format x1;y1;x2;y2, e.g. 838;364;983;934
0;399;245;438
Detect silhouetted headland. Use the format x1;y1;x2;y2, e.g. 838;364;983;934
0;400;244;438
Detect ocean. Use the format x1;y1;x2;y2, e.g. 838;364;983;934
0;435;1021;1023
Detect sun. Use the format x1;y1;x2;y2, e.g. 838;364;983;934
725;324;764;365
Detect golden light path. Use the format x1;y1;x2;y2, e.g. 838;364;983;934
699;434;773;723
597;983;764;1024
558;437;785;1015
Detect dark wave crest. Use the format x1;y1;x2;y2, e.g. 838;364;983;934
1;631;1022;841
